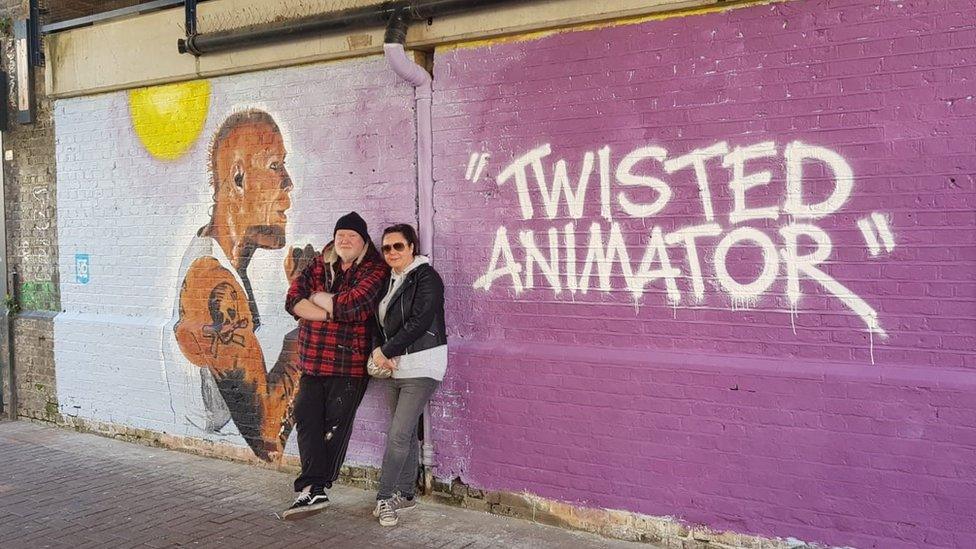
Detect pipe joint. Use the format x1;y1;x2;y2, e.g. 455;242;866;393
383;43;431;88
384;8;409;45
177;35;203;56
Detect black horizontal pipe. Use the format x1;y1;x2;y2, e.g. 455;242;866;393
178;0;515;56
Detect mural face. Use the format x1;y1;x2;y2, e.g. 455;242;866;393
209;117;294;251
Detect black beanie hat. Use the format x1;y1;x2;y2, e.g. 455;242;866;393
334;211;369;244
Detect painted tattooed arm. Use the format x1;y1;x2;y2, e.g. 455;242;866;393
174;257;300;462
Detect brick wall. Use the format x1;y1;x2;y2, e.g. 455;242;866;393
3;39;59;311
43;0;976;547
430;1;976;548
52;57;416;465
12;312;57;420
1;0;60;421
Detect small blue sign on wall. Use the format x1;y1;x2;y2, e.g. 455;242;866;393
75;254;90;284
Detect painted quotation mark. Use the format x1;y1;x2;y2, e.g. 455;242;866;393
857;212;895;256
465;152;490;183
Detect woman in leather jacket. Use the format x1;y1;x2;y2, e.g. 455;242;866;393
369;223;447;527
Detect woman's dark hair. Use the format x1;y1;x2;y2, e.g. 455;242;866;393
382;223;420;256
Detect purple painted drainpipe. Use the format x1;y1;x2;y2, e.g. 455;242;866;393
383;41;436;469
384;43;435;258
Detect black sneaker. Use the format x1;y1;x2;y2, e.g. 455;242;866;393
281;486;329;520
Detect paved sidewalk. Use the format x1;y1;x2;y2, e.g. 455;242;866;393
0;421;645;548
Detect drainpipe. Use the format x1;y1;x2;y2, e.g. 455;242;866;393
184;0;198;39
383;12;436;481
0;130;16;420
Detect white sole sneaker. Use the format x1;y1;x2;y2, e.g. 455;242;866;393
282;499;329;521
378;514;398;527
374;500;399;526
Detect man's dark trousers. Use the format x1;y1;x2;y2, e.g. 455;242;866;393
293;374;369;492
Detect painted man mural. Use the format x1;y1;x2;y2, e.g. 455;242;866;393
167;109;316;461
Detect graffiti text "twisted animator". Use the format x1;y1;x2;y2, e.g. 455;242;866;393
473;141;892;336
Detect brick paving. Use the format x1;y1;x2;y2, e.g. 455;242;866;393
0;421;645;548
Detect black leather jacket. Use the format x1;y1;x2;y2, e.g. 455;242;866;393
374;262;447;358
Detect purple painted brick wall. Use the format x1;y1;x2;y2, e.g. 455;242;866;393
429;1;976;547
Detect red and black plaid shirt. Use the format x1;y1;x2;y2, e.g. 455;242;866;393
285;246;389;377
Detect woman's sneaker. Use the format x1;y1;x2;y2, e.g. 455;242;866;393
373;498;399;527
390;492;416;512
282;486;329;520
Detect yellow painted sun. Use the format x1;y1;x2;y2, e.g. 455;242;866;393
129;80;211;160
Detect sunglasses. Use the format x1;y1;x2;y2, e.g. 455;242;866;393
382;242;408;254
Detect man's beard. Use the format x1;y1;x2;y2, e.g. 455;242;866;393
244;225;286;249
336;246;363;263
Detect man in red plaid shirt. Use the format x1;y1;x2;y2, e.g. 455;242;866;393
281;211;389;520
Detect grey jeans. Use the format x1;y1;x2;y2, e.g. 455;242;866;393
376;377;440;500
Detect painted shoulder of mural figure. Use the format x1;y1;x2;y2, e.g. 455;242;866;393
172;109;310;462
175;258;253;368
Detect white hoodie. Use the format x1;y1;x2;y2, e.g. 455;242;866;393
378;255;448;381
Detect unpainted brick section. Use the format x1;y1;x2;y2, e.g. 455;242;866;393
3;45;59;305
1;3;61;420
12;313;57;420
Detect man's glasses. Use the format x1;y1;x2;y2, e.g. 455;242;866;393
382;242;408;254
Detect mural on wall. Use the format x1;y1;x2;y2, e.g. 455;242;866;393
167;110;318;462
55;59;417;466
127;83;324;461
469;140;897;360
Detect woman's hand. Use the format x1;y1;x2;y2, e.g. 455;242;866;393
372;347;397;371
